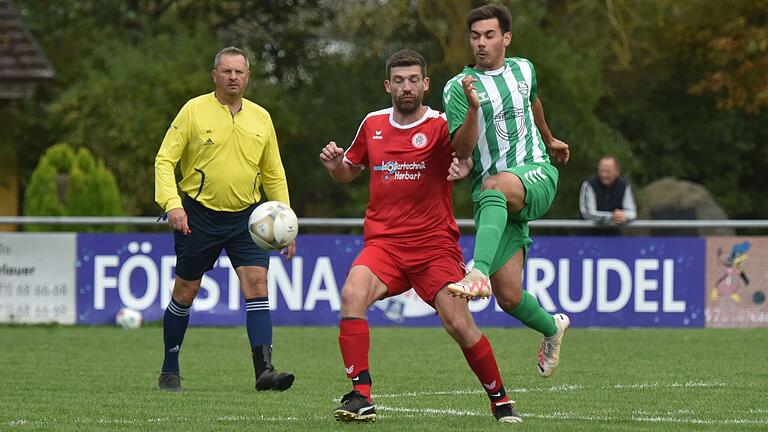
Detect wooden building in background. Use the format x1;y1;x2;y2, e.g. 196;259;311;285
0;0;55;231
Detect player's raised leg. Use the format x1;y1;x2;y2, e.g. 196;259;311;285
334;265;388;422
492;250;569;378
433;289;523;423
448;173;524;300
236;265;294;391
158;276;198;392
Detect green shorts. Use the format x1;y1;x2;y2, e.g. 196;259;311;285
473;162;558;275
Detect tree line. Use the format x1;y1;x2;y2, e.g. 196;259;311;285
2;0;766;221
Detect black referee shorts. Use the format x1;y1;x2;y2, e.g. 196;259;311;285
174;195;269;281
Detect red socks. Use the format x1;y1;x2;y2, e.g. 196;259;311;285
462;335;509;404
340;321;507;406
339;318;371;399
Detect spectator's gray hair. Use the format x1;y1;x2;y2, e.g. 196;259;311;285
600;154;621;170
214;47;250;70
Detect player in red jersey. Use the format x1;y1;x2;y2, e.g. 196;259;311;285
319;49;522;424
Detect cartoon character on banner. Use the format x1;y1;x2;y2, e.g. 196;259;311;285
712;241;750;302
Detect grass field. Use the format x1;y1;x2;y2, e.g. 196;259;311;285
1;325;767;431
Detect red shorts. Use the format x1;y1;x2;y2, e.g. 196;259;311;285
352;236;466;306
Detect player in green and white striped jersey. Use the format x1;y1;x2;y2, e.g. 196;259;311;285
443;3;571;383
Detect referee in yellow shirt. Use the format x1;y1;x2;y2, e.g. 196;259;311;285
154;47;295;392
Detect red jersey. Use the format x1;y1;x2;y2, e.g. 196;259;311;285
344;107;460;243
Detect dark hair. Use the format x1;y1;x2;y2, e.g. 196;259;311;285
214;46;250;70
385;49;427;79
466;3;512;34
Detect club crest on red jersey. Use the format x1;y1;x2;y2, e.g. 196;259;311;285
411;132;428;148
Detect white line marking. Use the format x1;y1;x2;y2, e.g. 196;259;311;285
373;389;484;398
508;384;584;393
633;407;728;417
630;416;768;426
373;384;583;399
216;415;305;421
614;381;727;389
8;409;768;428
375;406;768;426
7;381;762;428
526;412;768;426
374;381;724;399
8;414;328;427
377;405;485;417
526;412;611;421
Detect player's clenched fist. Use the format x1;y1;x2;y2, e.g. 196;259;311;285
319;141;345;171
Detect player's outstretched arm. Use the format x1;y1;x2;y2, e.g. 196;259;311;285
450;76;481;159
532;98;569;164
319;141;361;183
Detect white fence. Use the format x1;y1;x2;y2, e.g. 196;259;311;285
1;216;768;229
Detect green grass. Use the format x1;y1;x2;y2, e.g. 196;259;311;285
1;325;766;431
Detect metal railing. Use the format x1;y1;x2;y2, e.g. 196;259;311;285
1;216;767;229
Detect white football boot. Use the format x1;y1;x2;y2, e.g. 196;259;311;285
446;268;492;299
537;313;570;378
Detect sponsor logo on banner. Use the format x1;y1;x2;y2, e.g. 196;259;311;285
76;235;705;327
509;237;705;327
374;289;437;323
77;234;351;326
705;237;768;328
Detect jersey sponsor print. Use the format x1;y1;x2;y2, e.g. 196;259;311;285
344;107;459;242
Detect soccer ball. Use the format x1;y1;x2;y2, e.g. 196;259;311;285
248;201;299;250
115;307;143;330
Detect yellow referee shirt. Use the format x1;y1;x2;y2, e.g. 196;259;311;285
155;93;290;212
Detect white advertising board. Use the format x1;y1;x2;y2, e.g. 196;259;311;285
0;233;76;324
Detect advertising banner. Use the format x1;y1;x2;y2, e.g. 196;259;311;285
705;236;768;328
0;233;76;324
76;234;705;327
505;237;705;328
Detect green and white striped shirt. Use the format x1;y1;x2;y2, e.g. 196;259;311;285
443;57;549;197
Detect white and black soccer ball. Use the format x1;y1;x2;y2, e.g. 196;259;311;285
115;307;143;330
248;201;299;250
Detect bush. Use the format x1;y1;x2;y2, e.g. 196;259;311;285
23;143;124;231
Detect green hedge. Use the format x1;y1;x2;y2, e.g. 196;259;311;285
24;143;124;232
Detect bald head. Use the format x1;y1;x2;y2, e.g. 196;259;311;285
598;156;620;186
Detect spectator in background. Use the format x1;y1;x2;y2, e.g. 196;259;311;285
579;155;637;234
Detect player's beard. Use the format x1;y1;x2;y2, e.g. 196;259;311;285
394;95;421;115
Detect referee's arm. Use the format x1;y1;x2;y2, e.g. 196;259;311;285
155;104;191;212
259;119;291;206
